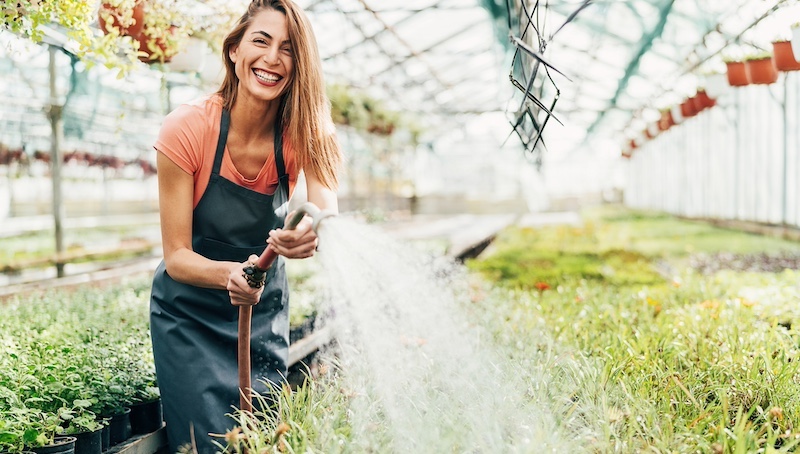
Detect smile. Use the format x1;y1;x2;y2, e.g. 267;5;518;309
253;68;282;84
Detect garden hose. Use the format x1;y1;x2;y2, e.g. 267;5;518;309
238;202;336;412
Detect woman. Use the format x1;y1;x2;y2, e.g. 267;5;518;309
149;1;341;453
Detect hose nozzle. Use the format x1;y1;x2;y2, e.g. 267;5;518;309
246;202;336;280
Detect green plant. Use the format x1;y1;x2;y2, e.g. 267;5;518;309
743;50;772;61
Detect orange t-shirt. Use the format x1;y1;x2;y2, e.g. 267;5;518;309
154;94;297;208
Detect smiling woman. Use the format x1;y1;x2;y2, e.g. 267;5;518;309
148;1;342;453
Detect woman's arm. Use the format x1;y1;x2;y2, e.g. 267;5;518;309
266;168;338;258
157;152;262;305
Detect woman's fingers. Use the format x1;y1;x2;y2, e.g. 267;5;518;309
227;260;263;306
267;218;319;258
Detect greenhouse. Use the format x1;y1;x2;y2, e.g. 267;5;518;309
2;0;800;453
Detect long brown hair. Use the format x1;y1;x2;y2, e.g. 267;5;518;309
216;0;342;189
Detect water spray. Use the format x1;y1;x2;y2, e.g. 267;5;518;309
238;202;336;412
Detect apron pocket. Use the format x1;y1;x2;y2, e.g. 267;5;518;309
198;237;264;263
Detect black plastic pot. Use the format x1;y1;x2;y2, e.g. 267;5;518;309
129;398;163;435
30;437;77;454
99;418;110;452
72;429;101;454
107;408;132;446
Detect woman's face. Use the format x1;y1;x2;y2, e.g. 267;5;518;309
229;9;294;104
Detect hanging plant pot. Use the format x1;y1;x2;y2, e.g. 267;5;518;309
200;51;225;85
692;90;716;112
98;1;146;38
670;104;684;125
680;97;697;118
658;110;674;131
746;57;779;85
772;41;800;71
704;73;729;99
725;61;749;87
167;37;208;73
136;25;178;64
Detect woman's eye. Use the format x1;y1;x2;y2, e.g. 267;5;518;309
254;38;267;45
281;47;292;55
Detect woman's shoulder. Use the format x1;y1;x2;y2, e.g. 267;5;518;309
163;94;223;130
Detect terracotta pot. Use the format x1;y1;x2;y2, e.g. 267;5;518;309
772;41;800;71
746;57;778;85
692;90;716;111
680;98;697;118
725;61;749;87
136;25;177;64
704;73;729;99
658;110;674;131
98;1;145;38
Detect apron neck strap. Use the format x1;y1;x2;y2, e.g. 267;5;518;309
211;109;231;175
213;107;289;192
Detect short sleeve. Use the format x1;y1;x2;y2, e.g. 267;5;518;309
153;103;207;175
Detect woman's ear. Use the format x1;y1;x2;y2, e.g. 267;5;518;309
229;45;239;64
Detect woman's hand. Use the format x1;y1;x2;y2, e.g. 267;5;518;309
266;213;319;259
227;255;264;306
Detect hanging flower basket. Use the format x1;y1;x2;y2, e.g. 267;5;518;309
167;37;208;72
692;90;716;112
136;25;178;64
680;97;698;118
725;61;750;87
772;41;800;71
745;56;778;85
704;73;729;99
98;1;146;38
670;104;684;125
658;110;674;131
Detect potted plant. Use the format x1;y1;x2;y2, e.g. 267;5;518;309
703;70;729;99
744;51;778;85
657;108;673;132
134;0;186;64
724;58;750;87
692;89;715;111
772;40;800;71
166;36;209;73
61;402;103;454
670;104;684;125
128;385;162;435
97;0;146;38
680;96;698;118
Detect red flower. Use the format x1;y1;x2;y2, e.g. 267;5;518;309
534;282;551;291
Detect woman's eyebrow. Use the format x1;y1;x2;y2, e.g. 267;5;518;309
251;30;290;45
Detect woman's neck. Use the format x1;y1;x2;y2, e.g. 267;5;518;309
229;92;281;142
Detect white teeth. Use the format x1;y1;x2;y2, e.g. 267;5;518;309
253;69;280;83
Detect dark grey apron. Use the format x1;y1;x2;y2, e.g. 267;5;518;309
150;109;290;454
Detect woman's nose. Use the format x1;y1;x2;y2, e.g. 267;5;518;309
262;47;279;65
